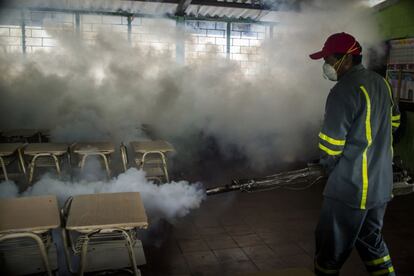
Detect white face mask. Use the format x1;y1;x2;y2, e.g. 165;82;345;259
323;62;338;81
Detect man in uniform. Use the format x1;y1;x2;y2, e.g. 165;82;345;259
309;32;400;275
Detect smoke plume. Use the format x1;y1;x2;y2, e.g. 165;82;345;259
0;0;384;168
0;168;205;221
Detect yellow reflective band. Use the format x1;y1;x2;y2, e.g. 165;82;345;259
315;262;339;274
383;78;393;103
319;132;346;146
371;266;394;276
392;122;400;127
319;143;342;156
390;109;394;157
384;78;395;157
392;115;400;121
365;255;391;266
360;86;372;210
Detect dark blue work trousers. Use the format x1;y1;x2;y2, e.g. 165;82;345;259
314;197;395;276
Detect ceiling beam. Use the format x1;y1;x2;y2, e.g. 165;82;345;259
126;0;268;11
176;0;193;16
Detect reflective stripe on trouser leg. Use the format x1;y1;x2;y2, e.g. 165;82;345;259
314;260;339;275
355;203;395;275
364;254;395;276
315;198;367;275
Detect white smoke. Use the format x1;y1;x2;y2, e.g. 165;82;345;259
0;180;19;198
0;0;385;169
0;168;205;221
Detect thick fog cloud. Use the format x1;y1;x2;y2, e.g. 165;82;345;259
0;0;383;168
0;168;205;221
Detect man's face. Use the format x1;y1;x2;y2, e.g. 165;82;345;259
324;54;351;78
324;55;339;67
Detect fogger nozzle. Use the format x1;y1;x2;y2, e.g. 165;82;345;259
205;163;326;196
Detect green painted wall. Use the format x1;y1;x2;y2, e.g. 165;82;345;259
376;0;414;171
395;112;414;172
376;0;414;40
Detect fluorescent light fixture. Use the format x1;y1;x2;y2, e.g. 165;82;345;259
368;0;388;7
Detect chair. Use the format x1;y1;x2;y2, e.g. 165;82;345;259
120;143;168;183
61;197;146;275
0;195;60;276
0;143;26;181
0;232;58;275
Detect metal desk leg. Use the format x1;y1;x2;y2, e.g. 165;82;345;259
79;154;87;170
28;155;39;184
61;229;75;273
51;154;61;176
97;153;111;179
17;148;27;176
160;152;169;183
120;144;128;173
120;230;139;276
79;235;90;276
0;156;8;181
0;232;53;276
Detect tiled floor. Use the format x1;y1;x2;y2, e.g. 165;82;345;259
139;176;414;276
6;145;413;276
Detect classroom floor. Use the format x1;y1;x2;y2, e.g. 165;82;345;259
139;171;414;276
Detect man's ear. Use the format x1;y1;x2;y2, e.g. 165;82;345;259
345;54;353;66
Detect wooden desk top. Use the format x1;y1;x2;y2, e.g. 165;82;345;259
130;140;175;153
243;268;314;276
24;143;69;155
66;192;148;231
73;142;115;154
1;129;40;138
0;195;60;233
0;143;24;156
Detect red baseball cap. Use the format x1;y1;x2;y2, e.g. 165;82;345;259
309;32;362;60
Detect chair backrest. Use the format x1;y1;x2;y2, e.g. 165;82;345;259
0;232;58;275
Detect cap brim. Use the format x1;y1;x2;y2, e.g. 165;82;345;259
309;51;325;60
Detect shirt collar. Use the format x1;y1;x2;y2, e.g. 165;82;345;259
339;64;364;80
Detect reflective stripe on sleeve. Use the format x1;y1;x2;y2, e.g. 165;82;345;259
392;122;400;127
383;78;393;102
384;78;395;157
371;266;394;276
319;143;342;156
319;132;346;146
360;86;372;210
365;255;391;266
392;115;400;121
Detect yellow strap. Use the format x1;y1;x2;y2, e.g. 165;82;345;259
390;107;394;157
319;143;342;156
392;122;400;127
383;78;394;105
384;78;395;157
391;115;400;121
360;86;372;210
319;132;346;146
315;262;339;274
371;266;394;276
365;255;391;266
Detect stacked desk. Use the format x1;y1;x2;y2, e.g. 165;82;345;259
23;143;69;183
0;143;26;181
72;142;115;178
0;129;47;143
130;140;175;182
0;195;60;275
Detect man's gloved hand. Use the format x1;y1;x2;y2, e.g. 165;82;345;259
307;162;327;178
